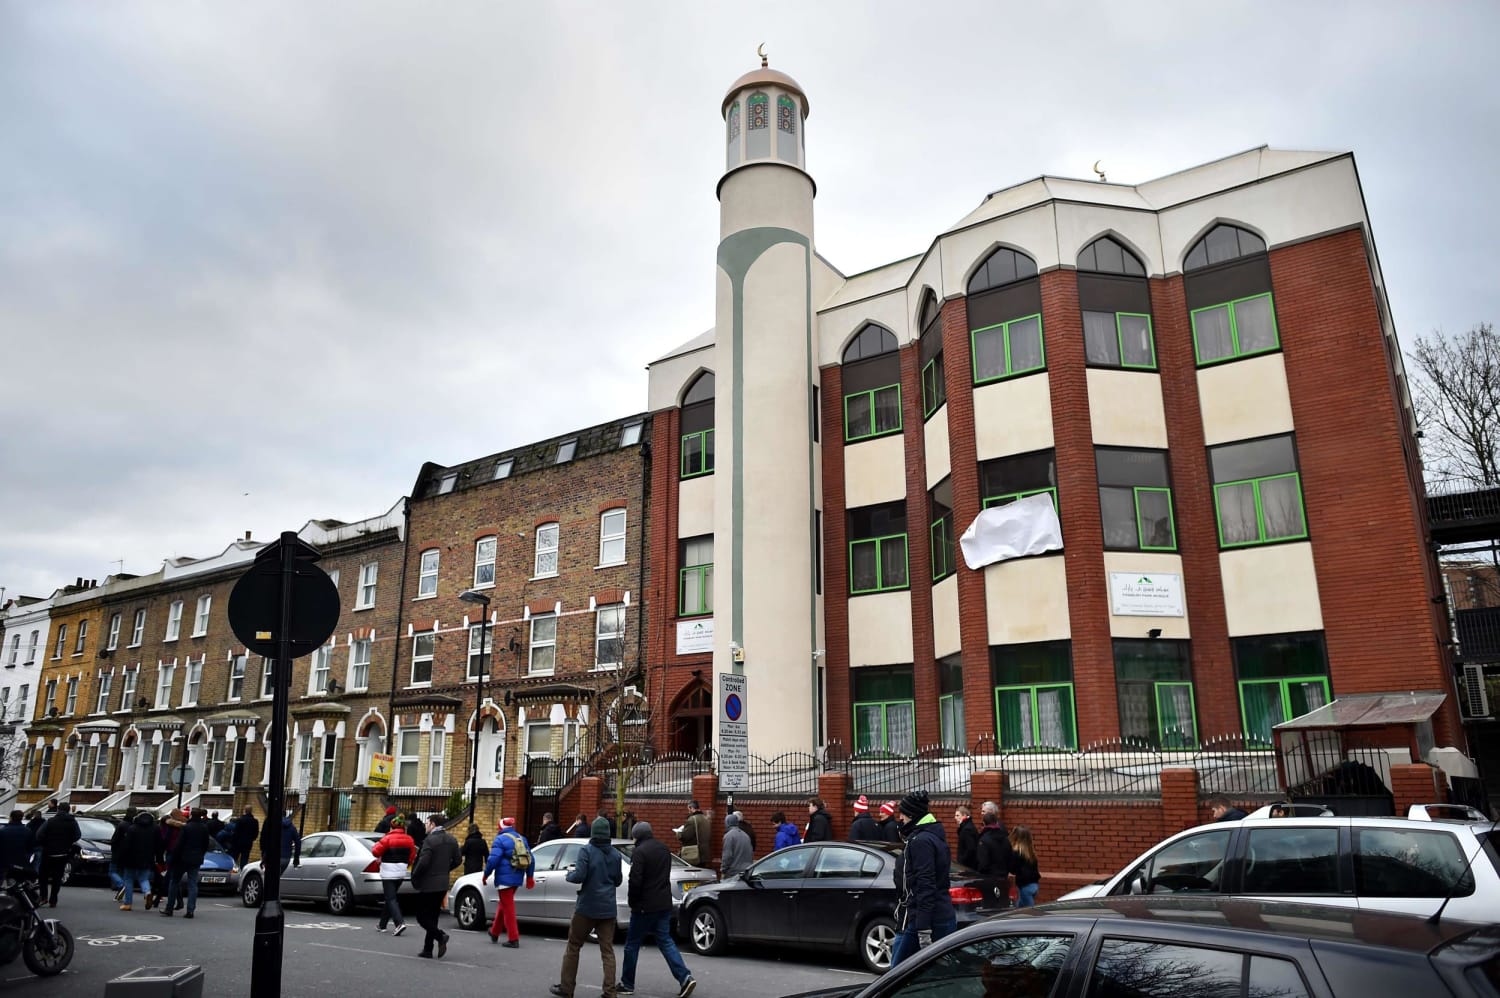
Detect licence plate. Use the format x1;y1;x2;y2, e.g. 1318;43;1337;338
201;876;226;884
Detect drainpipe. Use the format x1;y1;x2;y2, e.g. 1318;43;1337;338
385;498;414;759
637;430;652;742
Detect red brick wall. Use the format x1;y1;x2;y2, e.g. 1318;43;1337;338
820;364;852;746
899;343;940;747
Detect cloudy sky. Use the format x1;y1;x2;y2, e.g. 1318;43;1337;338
2;1;1497;599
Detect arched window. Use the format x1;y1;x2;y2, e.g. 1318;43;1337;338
1077;237;1155;370
681;372;715;479
842;323;901;442
967;247;1043;383
746;92;770;159
726;101;741;170
918;292;945;418
1183;224;1279;365
1184;223;1266;272
776;94;797;163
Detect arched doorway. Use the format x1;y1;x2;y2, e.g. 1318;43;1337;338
669;681;712;756
476;715;506;788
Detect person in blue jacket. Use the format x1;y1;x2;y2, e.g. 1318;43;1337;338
771;811;801;850
482;817;530;947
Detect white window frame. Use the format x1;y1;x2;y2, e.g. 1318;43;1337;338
119;669;138;712
595;604;625;670
493;458;513;480
94;672;112;714
27;630;39;664
529;613;557;675
468;624;490;682
260;657;275;699
138;742;158;790
620;422;642;446
155;661;176;709
91;742;110;789
356;562;378;610
396;729;421;787
295;732;314;790
130;610;145;648
165;601;183;641
534;523;559;577
183;657;202;706
319;732;337;787
429;728;445;787
156;743;174;790
309;644;332;695
64;677;79;715
7;634;17;666
227;655;246;702
43;678;57;713
349;639;371;691
231;739;248;787
74;620;88;655
525;722;551;760
193;595;211;637
417;550;439;599
599;510;627;566
106;614;121;651
411;632;435;686
327;569;339;592
53;625;67;660
209;736;227;789
474;536;497;588
556;439;576;463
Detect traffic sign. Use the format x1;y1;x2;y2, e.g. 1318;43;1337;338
228;536;340;660
170;765;196;788
718;672;748;791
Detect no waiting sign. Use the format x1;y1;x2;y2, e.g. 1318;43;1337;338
718;672;748;791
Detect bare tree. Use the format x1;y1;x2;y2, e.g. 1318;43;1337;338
1410;322;1500;488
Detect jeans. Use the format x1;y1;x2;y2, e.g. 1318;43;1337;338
1016;882;1039;907
120;867;152;907
559;913;616;998
378;879;404;929
891;915;957;968
621;909;690;990
109;866;124;892
165;865;200;914
488;886;518;942
414;892;447;954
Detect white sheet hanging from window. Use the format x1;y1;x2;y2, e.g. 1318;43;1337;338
959;493;1063;569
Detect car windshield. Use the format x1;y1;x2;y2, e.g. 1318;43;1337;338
76;817;116;841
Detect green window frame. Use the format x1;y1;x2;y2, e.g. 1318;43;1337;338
971;313;1045;384
994;683;1077;751
1132;486;1177;551
853;699;916;755
680;429;714;479
938;692;965;751
921;356;946;418
845;384;902;442
1239;676;1330;748
983;487;1058;513
1191;292;1280;366
1084;310;1156;369
678;538;713;618
930;518;953;582
1213;472;1307;547
849;534;909;594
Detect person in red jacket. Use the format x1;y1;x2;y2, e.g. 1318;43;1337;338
371;815;415;935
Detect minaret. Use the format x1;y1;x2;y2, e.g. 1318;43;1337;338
713;50;818;756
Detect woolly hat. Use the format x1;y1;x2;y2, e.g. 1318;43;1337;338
898;791;930;819
385;806;397;815
590;816;613;841
879;801;898;817
500;816;516;829
853;795;870;813
631;821;653;840
390;815;405;829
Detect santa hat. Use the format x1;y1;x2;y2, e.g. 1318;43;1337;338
879;801;897;817
853;795;870;813
385;806;397;815
500;816;516;829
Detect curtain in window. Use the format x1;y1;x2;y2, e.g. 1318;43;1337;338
880;538;908;588
940;694;965;751
1037;688;1069;747
1158;684;1196;748
1289;680;1327;719
998;690;1031;749
974;329;1007;380
1242;682;1282;746
874;388;901;434
1118;683;1152;743
1259;476;1305;539
1008;317;1043;371
1119;314;1154;366
850;545;879;591
854;704;882;752
1195;305;1233;361
1234;296;1276;352
887;702;916;755
1216;482;1260;543
1083;312;1119;366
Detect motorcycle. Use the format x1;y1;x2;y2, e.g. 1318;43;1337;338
0;866;74;976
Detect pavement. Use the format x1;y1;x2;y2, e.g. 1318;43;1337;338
7;886;878;997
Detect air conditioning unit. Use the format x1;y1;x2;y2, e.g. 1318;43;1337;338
1461;663;1490;718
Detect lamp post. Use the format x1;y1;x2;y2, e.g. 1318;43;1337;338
171;731;188;812
458;589;491;822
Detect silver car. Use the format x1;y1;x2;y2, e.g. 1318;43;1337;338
447;838;715;933
240;831;417;916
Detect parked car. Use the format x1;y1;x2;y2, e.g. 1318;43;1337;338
448;838;715;938
196;841;240;895
680;840;1009;974
240;831;417;914
65;816;120;885
782;896;1500;998
1058;808;1500;923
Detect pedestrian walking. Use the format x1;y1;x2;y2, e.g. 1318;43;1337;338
677;800;709;866
276;809;301;874
616;823;696;998
1009;825;1040;907
230;808;258;869
118;812;156;911
109;808;136;900
890;791;957;968
848;796;880;842
975;801;1012;904
0;811;32;876
1207;796;1248;822
725;808;753;853
26;813;44;872
406;810;427;850
954;805;979;869
550;817;623;998
771;811;800;850
720;813;752;879
411;814;460;959
535;812;563;845
374;805;397;834
161;808;210;918
878;801;901;842
565;813;589;838
482;817;531;948
803;797;832;843
36;803;80;907
371;814;414;936
462;824;488;875
205;811;224;843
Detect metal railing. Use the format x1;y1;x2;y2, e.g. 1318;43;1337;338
824;742;976;796
1428;481;1500;528
995;738;1167;800
1191;733;1282;802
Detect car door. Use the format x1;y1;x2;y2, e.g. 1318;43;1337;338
1349;825;1481;919
513;841;565;923
869;929;1077;998
540;841;584;923
1083;932;1320;998
285;834;330;899
725;845;810;942
797;846;886;947
1115;827;1233;897
1234;821;1353;909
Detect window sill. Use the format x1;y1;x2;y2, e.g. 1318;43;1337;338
973;368;1047;388
679;472;715;482
1217;535;1309;552
191;632;207;640
347;687;368;694
407;682;433;690
677;612;713;620
591;665;620;672
353;604;374;612
529;573;558;582
469;583;495;592
412;595;437;602
163;638;179;644
127;645;141;651
848;587;912;598
71;653;84;658
843;429;904;446
595;562;626;571
527;670;555;678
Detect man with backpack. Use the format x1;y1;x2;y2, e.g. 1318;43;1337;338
482;816;532;948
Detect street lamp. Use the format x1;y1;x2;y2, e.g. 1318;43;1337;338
457;588;491;822
171;731;189;813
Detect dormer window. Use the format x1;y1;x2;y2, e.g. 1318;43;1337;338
556;440;577;464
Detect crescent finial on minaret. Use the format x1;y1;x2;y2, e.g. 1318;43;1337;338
758;43;767;67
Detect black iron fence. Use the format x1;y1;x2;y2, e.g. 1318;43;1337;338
824;742;975;796
994;738;1166;800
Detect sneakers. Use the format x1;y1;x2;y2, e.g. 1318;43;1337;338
392;924;407;937
616;984;635;996
549;987;570;998
501;940;519;949
114;887;126;902
377;926;388;933
678;978;697;998
119;905;132;912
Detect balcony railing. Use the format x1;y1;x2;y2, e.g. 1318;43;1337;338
1428;482;1500;544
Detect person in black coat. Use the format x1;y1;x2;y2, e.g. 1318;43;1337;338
461;824;488;875
36;804;81;906
975;802;1013;902
877;801;901;842
727;808;755;853
162;809;211;918
619;822;696;995
405;811;426;850
565;813;589;839
119;812;158;909
953;805;979;869
890;791;957;968
25;813;45;871
109;808;137;898
230;808;259;869
848;796;881;842
535;812;563;845
0;811;31;875
803;797;832;843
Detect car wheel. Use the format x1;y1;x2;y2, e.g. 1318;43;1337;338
327;879;352;915
687;905;727;957
859;916;896;974
241;873;263;908
455;888;484;931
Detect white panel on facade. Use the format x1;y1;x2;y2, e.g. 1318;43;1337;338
940;203;1060;288
1103;551;1191;639
1221;542;1324;637
818;290;911;368
1054;203;1167;277
646;343;715;413
848;590;915;666
1088;369;1169;448
1197;353;1295;447
924;408;951;488
985;556;1070;644
677;475;715;539
931;575;961;659
843;434;907;508
973;375;1054;461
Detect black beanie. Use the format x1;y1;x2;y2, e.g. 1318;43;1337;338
898;791;930;819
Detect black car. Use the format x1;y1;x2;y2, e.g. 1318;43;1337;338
680;840;1007;973
786;896;1500;998
66;816;121;885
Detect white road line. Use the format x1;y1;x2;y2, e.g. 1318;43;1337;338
823;968;873;976
305;941;484;969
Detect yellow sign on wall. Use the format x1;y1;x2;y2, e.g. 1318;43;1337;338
368;753;395;789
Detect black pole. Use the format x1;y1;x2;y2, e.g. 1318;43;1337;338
173;734;188;812
251;532;297;998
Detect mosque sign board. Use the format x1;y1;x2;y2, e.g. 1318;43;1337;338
677;618;714;655
1108;573;1184;617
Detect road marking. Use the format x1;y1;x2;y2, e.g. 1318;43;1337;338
306;941;484;969
287;921;357;931
77;933;164;946
823;968;873;976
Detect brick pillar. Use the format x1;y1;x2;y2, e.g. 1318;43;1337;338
1388;763;1443;816
691;772;719;866
1161;767;1200;836
818;771;850;839
900;342;939;748
971;770;1003;812
501;774;529;832
820;363;852;747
